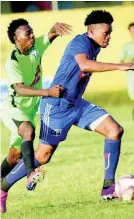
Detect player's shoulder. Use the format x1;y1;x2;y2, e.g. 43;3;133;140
5;49;19;68
6;49;18;63
72;33;86;43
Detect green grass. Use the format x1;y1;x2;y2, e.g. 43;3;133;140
1;105;134;219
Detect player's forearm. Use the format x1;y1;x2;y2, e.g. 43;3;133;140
80;60;120;73
13;84;49;97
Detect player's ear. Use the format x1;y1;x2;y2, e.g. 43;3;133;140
89;26;94;35
14;35;17;42
14;33;19;43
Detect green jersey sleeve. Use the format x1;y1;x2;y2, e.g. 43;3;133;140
35;33;51;56
5;58;23;86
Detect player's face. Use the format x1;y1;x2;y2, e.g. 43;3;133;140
92;23;112;48
129;26;134;38
14;25;35;50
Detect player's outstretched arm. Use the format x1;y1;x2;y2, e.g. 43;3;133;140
75;54;134;73
48;22;72;43
13;83;64;97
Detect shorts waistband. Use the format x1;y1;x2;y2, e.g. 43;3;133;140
42;97;81;108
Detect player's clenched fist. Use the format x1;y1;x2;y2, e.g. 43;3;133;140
47;85;64;97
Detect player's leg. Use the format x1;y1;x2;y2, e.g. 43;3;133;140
17;120;46;190
1;101;75;213
1;147;21;178
18;121;35;177
0;143;56;213
76;100;123;200
92;115;123;199
0;113;22;178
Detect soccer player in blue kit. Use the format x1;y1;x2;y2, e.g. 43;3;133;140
1;10;134;212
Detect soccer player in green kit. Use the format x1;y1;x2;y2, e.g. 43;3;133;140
0;18;72;192
120;23;134;120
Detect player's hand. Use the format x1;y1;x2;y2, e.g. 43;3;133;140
47;85;64;97
118;63;134;71
50;22;72;36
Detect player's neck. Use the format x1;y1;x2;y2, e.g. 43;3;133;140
15;44;29;55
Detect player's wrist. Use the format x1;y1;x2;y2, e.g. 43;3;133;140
45;88;52;97
44;89;49;97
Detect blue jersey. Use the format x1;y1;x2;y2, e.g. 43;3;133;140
39;33;108;147
47;33;100;104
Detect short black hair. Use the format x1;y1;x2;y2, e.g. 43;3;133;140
128;22;134;30
84;10;114;26
7;18;29;44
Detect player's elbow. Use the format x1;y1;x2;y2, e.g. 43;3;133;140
79;64;89;72
12;83;25;95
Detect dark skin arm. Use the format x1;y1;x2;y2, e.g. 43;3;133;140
13;83;64;97
75;54;134;72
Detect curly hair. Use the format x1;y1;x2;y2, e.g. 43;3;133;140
7;18;29;44
128;22;134;30
84;10;114;26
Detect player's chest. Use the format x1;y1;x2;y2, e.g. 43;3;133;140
19;56;42;85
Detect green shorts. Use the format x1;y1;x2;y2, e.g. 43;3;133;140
0;107;36;150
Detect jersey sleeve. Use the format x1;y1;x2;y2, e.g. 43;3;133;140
5;59;23;86
35;33;51;56
68;37;90;57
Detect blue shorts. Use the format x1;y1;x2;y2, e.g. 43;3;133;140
39;98;109;146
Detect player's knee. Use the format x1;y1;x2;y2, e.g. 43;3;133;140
7;150;21;166
36;152;52;165
107;125;124;139
22;129;35;141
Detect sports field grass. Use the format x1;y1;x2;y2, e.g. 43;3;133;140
1;105;134;219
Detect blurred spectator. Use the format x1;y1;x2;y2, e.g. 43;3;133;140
120;23;134;120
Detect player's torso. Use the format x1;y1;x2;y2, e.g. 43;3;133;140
51;33;100;103
15;46;42;88
7;43;43;116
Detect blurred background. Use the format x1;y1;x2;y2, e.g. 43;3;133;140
1;3;134;218
1;1;134;106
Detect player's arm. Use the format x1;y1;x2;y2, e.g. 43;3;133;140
48;22;72;43
13;83;64;97
75;54;134;72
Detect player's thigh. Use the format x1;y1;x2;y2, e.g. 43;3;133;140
0;110;24;150
75;100;109;131
39;103;76;146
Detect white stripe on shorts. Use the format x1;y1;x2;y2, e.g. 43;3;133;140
90;114;109;131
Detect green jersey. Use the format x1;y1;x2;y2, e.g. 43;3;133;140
120;41;134;63
5;33;50;118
